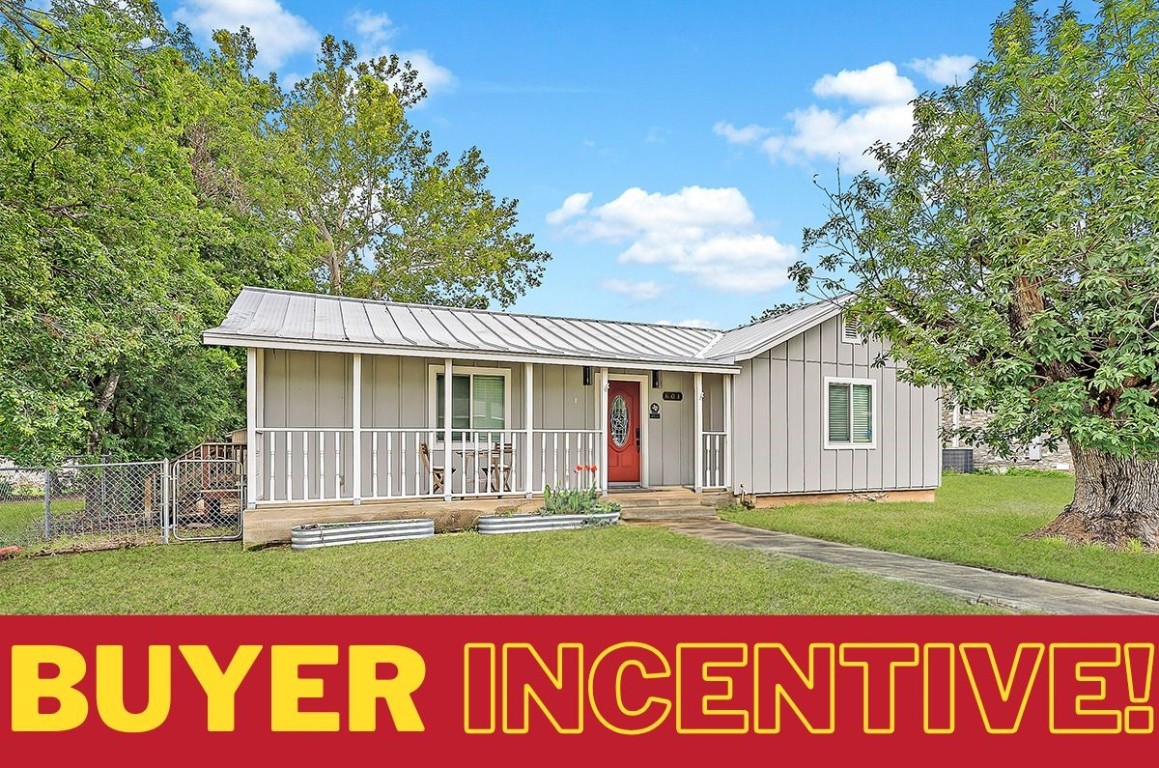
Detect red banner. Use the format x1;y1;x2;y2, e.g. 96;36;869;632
1;616;1155;762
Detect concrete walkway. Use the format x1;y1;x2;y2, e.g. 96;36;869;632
662;520;1159;615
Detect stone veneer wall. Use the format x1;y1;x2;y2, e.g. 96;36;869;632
939;402;1074;472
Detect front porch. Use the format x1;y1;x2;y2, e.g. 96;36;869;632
244;348;734;525
242;485;732;547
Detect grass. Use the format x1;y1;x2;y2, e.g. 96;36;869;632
0;499;85;545
0;499;51;543
722;473;1159;599
0;525;998;615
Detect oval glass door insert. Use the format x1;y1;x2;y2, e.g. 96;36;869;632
610;395;629;447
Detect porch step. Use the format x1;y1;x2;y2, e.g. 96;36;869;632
608;488;732;508
620;506;718;522
612;488;731;522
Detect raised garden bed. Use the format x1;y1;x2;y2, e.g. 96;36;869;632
291;518;435;550
477;511;620;535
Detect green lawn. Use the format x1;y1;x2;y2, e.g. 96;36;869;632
722;473;1159;598
0;525;997;614
0;499;84;545
0;499;48;543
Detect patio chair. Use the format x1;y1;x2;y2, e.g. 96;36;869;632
480;443;515;493
419;442;454;494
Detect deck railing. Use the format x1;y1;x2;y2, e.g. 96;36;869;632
701;431;728;489
532;429;601;493
254;428;354;503
253;427;604;504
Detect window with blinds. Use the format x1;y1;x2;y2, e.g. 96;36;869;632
472;375;506;437
827;379;874;447
436;372;507;442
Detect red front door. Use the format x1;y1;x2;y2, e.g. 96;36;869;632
607;380;640;483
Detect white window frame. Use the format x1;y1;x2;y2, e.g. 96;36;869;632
840;314;862;344
823;376;877;450
427;364;513;445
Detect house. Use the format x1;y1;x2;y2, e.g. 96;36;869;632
203;287;942;546
940;401;1073;472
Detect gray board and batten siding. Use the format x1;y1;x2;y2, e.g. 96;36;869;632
260;349;726;493
731;314;941;497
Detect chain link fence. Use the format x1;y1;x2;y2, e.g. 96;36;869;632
0;466;51;547
171;458;243;542
0;457;241;552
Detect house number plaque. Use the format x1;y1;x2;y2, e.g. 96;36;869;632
662;391;683;401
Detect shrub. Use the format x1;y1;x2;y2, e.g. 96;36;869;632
540;486;621;516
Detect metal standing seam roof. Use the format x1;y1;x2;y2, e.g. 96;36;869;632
202;287;847;368
699;297;848;360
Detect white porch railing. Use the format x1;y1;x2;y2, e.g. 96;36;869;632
255;428;354;504
445;430;527;499
701;431;728;489
532;429;601;493
364;429;444;500
253;427;604;503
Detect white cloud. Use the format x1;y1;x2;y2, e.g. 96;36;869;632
174;0;318;68
346;10;455;94
600;279;666;300
645;126;668;144
812;62;916;105
761;102;915;171
349;9;395;47
582;186;754;240
909;54;977;86
713;121;770;145
732;61;919;173
546;192;592;225
553;186;794;293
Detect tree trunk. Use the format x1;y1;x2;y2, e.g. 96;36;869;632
86;372;120;454
1033;441;1159;549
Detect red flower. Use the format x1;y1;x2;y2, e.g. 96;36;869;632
576;464;584;473
588;464;598;472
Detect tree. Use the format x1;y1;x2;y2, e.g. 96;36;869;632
792;0;1159;548
0;3;255;463
277;36;550;307
0;3;553;464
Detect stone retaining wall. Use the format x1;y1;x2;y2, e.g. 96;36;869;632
940;403;1073;472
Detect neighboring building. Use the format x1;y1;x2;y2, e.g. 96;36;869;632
940;401;1073;472
203;287;942;546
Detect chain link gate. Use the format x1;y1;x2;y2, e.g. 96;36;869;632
169;458;244;542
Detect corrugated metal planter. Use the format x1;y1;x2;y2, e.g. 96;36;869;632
477;512;620;535
291;519;435;550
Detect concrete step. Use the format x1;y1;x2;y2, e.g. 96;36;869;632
620;506;719;522
608;489;732;508
613;497;689;508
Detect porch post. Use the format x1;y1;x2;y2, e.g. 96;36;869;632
694;371;704;493
352;353;362;505
723;373;733;492
598;367;609;493
246;348;257;509
524;362;534;498
443;357;454;502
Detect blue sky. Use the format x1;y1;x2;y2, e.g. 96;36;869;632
160;0;1029;328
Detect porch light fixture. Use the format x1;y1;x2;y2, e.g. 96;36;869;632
583;366;592;386
651;370;661;389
